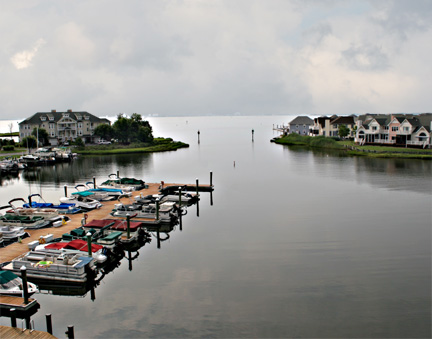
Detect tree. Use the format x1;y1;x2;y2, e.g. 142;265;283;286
112;113;154;144
338;125;350;139
94;124;114;141
21;135;37;149
31;127;49;146
113;114;131;144
74;137;85;148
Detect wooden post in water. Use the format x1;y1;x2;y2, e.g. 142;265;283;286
126;214;131;240
10;308;17;328
196;178;199;196
155;199;160;220
117;170;120;178
86;232;92;257
93;176;96;188
46;314;53;335
210;171;213;187
252;129;254;142
178;187;182;206
64;185;68;197
197;130;200;144
66;325;75;339
20;266;29;304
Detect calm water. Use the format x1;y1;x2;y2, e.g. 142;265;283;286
1;116;431;338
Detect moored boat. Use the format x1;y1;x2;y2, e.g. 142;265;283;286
0;270;38;296
2;250;97;283
59;194;102;211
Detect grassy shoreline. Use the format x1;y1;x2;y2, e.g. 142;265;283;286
75;139;189;155
272;134;432;160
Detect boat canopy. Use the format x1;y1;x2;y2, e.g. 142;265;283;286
84;219;144;231
45;239;103;253
0;270;19;284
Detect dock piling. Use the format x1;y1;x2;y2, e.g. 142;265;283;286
66;325;75;339
195;179;199;196
86;232;92;257
126;214;131;240
210;171;213;187
10;308;17;328
46;314;53;335
64;185;68;197
178;187;182;206
20;266;29;304
93;176;96;189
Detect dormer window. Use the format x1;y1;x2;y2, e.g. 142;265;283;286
40;116;46;121
84;116;90;120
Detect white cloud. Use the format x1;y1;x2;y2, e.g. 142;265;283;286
10;38;46;69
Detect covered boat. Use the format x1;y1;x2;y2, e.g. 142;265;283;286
100;174;146;191
0;205;51;229
35;239;107;264
24;194;82;214
0;270;38;296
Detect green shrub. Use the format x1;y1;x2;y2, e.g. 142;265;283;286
3;145;15;151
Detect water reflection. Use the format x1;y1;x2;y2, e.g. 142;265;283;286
282;145;431;194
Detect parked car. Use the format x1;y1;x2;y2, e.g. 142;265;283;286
98;140;111;145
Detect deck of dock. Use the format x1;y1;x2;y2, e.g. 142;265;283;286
0;325;57;339
0;182;213;264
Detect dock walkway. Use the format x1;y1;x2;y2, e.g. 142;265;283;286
0;182;212;264
0;325;57;339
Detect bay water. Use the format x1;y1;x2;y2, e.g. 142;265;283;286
0;116;430;338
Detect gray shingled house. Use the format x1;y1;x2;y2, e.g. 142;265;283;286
288;116;313;135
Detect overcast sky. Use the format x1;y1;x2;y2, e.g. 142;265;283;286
1;0;431;120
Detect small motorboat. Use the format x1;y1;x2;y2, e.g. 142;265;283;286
0;205;51;230
59;193;102;211
72;184;113;201
8;198;70;227
0;270;38;296
0;225;28;243
99;174;146;191
24;194;82;214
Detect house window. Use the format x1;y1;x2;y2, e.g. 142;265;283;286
392;126;398;131
403;127;409;132
78;123;83;129
78;130;83;136
372;126;377;131
384;126;389;130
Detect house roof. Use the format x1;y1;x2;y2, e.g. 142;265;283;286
289;116;313;125
19;111;110;125
330;116;355;125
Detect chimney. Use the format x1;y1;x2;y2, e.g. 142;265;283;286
51;109;56;113
67;109;72;113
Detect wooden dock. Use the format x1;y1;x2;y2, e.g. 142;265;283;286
0;325;57;339
0;182;213;264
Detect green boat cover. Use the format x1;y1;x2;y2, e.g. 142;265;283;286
0;270;19;284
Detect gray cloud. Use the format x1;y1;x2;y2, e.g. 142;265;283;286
0;0;430;120
341;44;390;71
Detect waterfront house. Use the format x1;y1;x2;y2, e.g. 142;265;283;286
19;110;111;146
311;115;356;137
355;113;431;147
288;116;314;135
